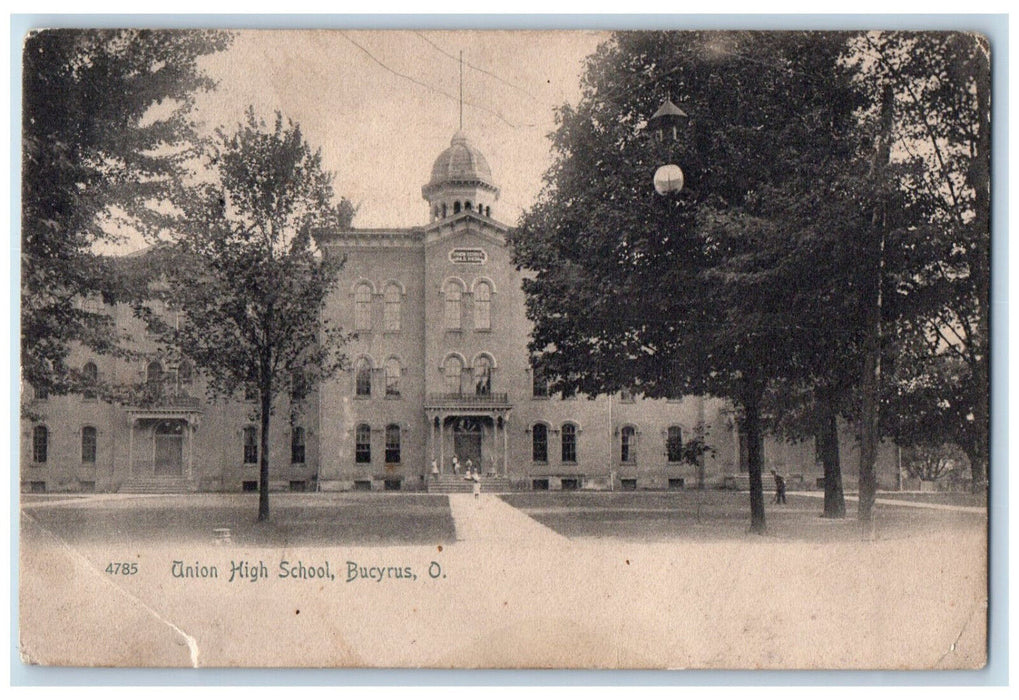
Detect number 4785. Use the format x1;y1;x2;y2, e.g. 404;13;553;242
105;562;138;575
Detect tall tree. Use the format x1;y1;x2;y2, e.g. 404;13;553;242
21;29;231;396
146;109;354;521
849;32;991;489
512;31;868;534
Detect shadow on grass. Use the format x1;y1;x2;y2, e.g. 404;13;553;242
22;493;457;546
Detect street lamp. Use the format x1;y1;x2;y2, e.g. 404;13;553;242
646;98;689;196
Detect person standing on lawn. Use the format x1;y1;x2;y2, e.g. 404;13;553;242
771;469;787;504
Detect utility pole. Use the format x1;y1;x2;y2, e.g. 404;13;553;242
858;82;894;540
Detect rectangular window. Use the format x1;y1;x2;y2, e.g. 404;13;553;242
531;424;548;463
32;426;48;463
291;427;305;464
385;425;401;464
81;427;97;464
242;480;258;492
355;424;372;464
531;366;549;398
561;424;577;463
667;426;683;463
289;480;307;492
243;426;258;464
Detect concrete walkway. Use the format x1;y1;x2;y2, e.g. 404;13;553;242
796;491;986;514
447;493;567;544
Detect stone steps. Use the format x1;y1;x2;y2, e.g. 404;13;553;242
119;478;192;494
427;475;510;493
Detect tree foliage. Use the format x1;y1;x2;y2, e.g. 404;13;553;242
146;109;354;520
21;29;231;396
849;32;991;487
512;31;871;533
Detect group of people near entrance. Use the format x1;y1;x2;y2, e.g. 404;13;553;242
431;456;482;499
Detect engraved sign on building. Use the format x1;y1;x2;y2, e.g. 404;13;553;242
448;248;487;264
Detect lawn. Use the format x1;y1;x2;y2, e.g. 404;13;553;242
22;492;456;546
500;490;986;542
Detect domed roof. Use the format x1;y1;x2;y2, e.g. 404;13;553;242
424;130;498;194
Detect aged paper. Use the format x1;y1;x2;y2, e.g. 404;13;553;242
18;28;989;669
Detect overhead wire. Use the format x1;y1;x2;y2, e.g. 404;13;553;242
412;31;538;102
339;31;537;130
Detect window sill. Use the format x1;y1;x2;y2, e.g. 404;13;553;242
531;395;550;401
384;394;402;400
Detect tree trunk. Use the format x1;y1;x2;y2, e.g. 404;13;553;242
817;390;845;519
742;384;766;535
258;374;272;522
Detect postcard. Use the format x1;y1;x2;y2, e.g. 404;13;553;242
18;28;989;669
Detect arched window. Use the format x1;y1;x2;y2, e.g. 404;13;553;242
485;206;491;217
385;424;401;464
465;201;473;211
621;426;636;463
82;361;98;400
561;423;577;463
355;358;373;397
385;358;401;397
291;426;305;464
354;283;372;331
147;361;163;387
667;426;683;463
243;426;258;464
444;355;463;394
32;425;48;463
355;424;372;464
474;281;492;330
81;426;97;463
453;201;461;214
474;355;492;396
441;203;447;218
532;424;548;463
444;280;463;329
383;283;401;331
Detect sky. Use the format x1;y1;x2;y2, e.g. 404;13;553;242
104;30;609;253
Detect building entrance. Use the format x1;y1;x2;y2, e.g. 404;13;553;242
452;417;483;469
153;420;184;476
